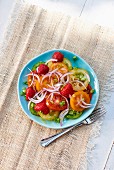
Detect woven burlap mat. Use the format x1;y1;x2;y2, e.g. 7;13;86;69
0;1;114;170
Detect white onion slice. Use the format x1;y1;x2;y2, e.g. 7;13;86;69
45;59;57;64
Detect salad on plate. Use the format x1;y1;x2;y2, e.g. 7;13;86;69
20;51;94;125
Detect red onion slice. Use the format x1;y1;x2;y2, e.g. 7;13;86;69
59;109;69;126
85;73;90;82
81;100;93;106
36;66;39;73
43;87;60;92
71;80;87;90
45;59;57;64
78;103;92;108
61;72;72;84
28;92;47;104
28;100;31;110
56;71;63;77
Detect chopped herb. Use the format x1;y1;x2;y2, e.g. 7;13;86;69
60;101;65;106
73;67;78;69
54;117;60;123
90;89;94;93
73;56;77;60
20;87;26;96
65;110;83;119
80;76;86;81
23;81;28;85
31;102;34;108
20;91;25;96
22;87;26;93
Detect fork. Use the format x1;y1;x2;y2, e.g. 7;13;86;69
40;106;106;147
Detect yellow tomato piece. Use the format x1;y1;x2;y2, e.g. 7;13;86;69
70;91;90;111
38;110;60;121
50;62;68;74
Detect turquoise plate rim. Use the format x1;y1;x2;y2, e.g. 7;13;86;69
17;49;99;129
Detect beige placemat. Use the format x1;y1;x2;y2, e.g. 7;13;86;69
0;1;114;170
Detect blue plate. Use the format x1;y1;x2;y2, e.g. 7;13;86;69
17;49;99;129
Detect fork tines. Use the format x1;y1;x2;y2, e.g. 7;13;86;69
90;106;106;121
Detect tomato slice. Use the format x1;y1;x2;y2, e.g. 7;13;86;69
46;93;67;111
70;68;89;91
35;73;60;91
38;110;60;121
70;91;90;111
50;62;68;74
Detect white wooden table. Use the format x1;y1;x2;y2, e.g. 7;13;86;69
0;0;114;169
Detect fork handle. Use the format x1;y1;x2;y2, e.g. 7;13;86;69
40;122;83;147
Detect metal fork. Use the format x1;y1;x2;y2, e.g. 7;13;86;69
40;106;106;147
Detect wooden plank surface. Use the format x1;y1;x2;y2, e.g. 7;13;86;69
104;143;114;170
81;0;114;28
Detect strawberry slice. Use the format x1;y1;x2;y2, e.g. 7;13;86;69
37;64;49;75
26;87;36;101
52;51;64;62
34;99;49;114
60;83;74;98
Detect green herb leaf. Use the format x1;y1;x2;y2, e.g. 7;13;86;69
20;87;26;96
54;117;60;123
23;81;28;85
90;89;95;93
22;87;26;93
73;56;77;60
60;101;65;106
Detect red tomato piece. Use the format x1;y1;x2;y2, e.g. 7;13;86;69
60;83;74;98
37;64;49;75
34;99;49;114
84;84;93;100
52;52;64;62
26;87;36;101
46;93;67;111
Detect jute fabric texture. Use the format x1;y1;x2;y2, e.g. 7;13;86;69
0;1;114;170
